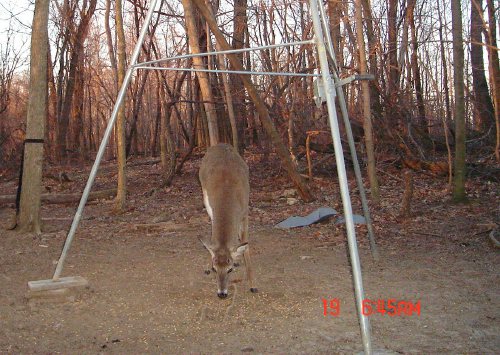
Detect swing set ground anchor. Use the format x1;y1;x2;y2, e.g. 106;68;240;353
27;276;89;292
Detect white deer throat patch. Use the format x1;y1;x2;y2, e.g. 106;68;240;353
203;189;214;220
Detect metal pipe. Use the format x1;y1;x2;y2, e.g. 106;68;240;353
52;0;160;280
317;2;379;260
332;70;380;260
134;40;315;68
309;0;372;353
134;65;320;77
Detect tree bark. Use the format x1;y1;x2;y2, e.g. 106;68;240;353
354;0;380;202
437;4;452;130
451;0;467;202
105;0;118;86
191;0;313;201
485;0;500;161
114;0;127;212
17;0;50;233
408;0;426;131
399;169;413;218
205;0;238;148
47;43;58;159
56;0;97;159
158;76;177;186
470;0;495;134
387;0;400;101
359;0;382;119
231;0;248;152
181;0;219;147
327;0;342;66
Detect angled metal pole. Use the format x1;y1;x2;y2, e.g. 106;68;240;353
332;70;379;260
317;3;379;261
309;0;373;354
52;0;160;280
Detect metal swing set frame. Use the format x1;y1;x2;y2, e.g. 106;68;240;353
29;0;381;353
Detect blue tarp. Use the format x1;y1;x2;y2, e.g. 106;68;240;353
275;207;366;229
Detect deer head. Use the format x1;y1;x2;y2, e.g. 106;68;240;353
200;238;248;298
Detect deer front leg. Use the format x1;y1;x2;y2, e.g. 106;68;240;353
239;215;257;293
204;259;212;275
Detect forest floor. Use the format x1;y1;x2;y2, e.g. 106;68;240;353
0;148;498;354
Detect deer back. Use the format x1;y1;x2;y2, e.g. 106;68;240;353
199;144;249;247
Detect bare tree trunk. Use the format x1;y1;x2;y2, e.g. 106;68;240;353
408;0;426;131
105;0;118;87
204;1;238;148
191;0;313;201
158;75;177;186
437;3;452;130
434;2;454;186
223;78;239;146
387;0;400;110
17;0;50;233
451;0;467;202
231;0;248;152
181;0;219;147
47;43;58;159
70;62;85;156
152;84;160;157
470;0;495;134
56;0;97;159
384;0;404;145
104;0;117;160
399;169;413;217
114;0;127;212
354;0;380;202
216;52;238;148
125;2;161;157
126;72;149;156
327;0;342;65
360;0;382;119
485;0;500;161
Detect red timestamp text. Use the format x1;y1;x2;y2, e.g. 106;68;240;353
322;298;421;317
362;299;421;316
322;298;341;316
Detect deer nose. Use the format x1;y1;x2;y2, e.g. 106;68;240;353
217;290;228;298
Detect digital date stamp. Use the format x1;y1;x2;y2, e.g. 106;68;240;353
322;298;421;317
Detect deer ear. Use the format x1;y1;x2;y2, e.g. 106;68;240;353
199;237;215;257
232;243;248;258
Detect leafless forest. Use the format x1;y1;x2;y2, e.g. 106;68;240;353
0;0;498;178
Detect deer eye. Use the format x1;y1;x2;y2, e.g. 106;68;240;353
211;266;216;272
227;268;233;273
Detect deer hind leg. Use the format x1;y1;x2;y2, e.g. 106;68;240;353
239;215;257;293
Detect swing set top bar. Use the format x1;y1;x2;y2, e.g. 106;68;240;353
133;40;315;68
134;66;320;77
132;40;378;81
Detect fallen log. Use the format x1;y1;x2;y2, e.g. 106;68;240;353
0;188;116;206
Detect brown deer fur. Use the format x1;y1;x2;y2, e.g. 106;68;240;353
199;144;257;298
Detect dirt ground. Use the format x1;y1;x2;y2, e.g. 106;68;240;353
0;149;499;354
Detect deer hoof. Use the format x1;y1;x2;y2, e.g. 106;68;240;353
250;287;258;293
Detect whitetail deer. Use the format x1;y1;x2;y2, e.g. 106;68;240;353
199;143;257;298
